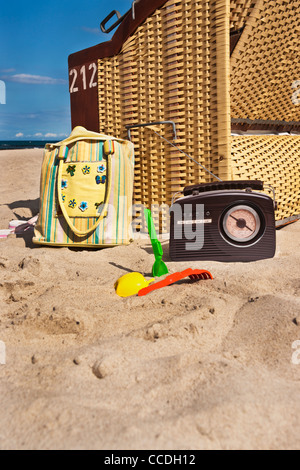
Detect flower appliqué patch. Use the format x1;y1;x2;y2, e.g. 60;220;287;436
68;199;77;209
66;165;76;177
82;165;91;175
61;179;68;190
79;201;88;212
97;165;106;173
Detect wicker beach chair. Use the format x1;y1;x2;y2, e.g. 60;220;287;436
230;0;300;224
68;0;300;230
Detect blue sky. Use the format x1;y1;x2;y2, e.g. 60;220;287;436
0;0;133;140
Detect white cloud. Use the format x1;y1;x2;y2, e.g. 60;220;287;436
45;133;58;138
3;74;67;85
32;132;67;139
81;26;102;35
15;132;24;138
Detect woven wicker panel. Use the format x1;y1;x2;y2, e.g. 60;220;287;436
98;0;230;232
231;0;300;124
231;135;300;221
230;0;256;31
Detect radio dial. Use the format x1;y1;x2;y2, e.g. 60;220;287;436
222;205;261;244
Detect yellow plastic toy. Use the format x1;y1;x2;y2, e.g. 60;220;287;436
114;272;155;298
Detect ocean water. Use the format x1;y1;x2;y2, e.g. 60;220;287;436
0;140;57;150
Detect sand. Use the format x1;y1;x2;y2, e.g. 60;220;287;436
0;148;300;450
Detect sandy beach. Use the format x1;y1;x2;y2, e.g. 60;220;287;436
0;148;300;450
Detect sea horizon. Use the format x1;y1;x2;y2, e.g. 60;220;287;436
0;140;58;150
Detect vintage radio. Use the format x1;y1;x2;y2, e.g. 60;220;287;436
169;181;276;262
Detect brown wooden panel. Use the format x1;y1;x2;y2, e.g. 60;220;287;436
69;62;99;131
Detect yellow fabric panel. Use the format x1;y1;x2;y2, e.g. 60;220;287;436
60;161;107;218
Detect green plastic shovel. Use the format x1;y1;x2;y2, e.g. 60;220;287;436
144;208;169;278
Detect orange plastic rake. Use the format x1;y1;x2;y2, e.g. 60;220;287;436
138;269;213;297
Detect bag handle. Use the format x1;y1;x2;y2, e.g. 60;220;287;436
57;144;113;238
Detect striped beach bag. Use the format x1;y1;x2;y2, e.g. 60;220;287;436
33;126;135;247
